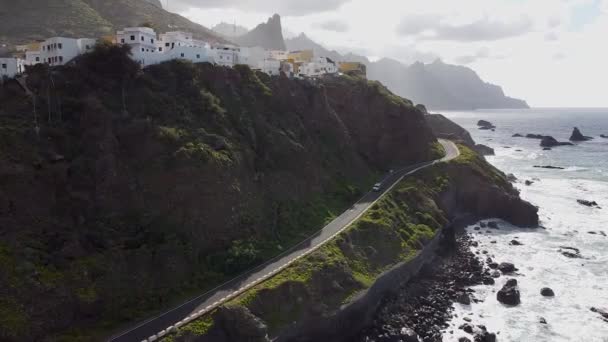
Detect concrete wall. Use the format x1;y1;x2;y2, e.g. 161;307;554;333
276;226;449;342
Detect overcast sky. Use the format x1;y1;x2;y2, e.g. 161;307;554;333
167;0;608;107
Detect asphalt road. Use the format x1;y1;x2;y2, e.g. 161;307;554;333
108;139;459;342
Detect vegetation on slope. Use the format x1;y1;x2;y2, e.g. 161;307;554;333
0;44;437;341
173;144;539;341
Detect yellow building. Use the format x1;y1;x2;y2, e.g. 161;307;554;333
287;50;313;63
339;62;367;78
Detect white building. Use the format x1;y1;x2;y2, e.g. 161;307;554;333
117;27;159;66
25;49;42;66
210;44;240;67
258;58;281;76
299;57;338;77
38;37;96;66
163;45;213;64
0;57;24;79
237;46;267;69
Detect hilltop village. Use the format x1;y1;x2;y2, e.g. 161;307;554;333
0;27;367;81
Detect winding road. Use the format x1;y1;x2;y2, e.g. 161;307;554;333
108;139;460;342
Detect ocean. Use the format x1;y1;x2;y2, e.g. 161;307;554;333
441;108;608;342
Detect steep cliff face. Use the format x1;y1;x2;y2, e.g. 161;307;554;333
425;114;495;156
0;45;437;340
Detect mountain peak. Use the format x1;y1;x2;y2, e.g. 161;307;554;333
233;13;286;50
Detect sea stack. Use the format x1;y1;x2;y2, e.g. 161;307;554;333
570;127;593;141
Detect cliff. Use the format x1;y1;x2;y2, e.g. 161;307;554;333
172;146;538;342
0;44;437;341
284;32;528;110
0;0;225;46
232;14;286;50
425;113;495;156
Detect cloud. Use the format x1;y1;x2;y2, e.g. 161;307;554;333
318;20;349;32
544;32;559;41
454;47;491;65
382;44;439;64
396;15;533;41
396;14;440;35
168;0;351;16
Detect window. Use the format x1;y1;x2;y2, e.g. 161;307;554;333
141;36;144;41
181;53;184;57
131;35;135;41
159;47;163;52
36;57;40;62
151;39;154;43
59;56;63;62
86;45;90;49
58;43;63;49
1;64;6;69
165;43;170;47
121;38;125;43
141;48;144;52
196;54;200;59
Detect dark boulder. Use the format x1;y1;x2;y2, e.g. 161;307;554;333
543;147;552;151
534;165;565;170
478;120;496;130
457;292;472;305
559;246;582;258
509;240;523;246
512;133;523;137
474;331;497;342
399;327;420;342
459;323;474;334
577;199;600;208
459;337;472;342
569;127;593;141
540;136;574;148
525;180;534;186
498;262;516;273
497;279;521;305
540;287;555;297
591;307;608;320
539;317;547;324
601;134;608;138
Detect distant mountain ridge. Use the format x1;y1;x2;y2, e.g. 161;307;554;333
212;22;249;39
0;0;226;46
285;32;528;110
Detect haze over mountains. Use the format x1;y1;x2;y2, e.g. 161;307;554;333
235;17;529;110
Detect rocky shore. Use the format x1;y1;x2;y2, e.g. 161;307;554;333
352;234;498;342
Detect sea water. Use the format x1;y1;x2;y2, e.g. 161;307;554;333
442;109;608;342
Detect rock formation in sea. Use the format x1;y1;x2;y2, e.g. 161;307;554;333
570;127;593;141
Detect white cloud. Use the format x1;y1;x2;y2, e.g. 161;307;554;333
397;15;533;41
317;20;350;32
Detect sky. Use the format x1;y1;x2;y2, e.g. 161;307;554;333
165;0;608;107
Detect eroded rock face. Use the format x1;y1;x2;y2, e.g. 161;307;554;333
540;287;555;297
212;306;271;342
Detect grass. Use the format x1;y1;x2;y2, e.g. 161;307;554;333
173;164;451;339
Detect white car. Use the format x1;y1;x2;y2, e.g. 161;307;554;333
372;183;382;192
